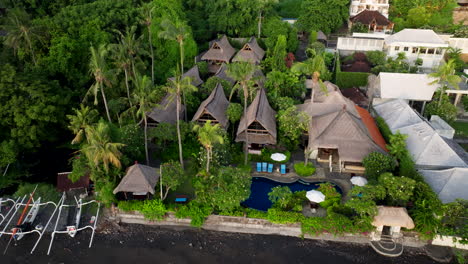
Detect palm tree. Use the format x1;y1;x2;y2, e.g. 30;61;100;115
132;74;158;165
226;62;258;165
141;3;155;84
291;51;328;95
193;121;224;173
167;68;198;169
67;105;99;145
114;26;145;78
2;8;44;65
80;121;125;179
110;42;133;109
429;59;461;107
87;44;113;123
159;18;191;121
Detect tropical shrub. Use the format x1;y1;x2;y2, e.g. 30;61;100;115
317;183;341;209
294;163;316;177
138;199;167;220
268;186;293;209
14;183;61;203
266;208;305;224
335;72;369;89
175;201;213;227
425;92;458;123
378;173;416;206
362;152;396;181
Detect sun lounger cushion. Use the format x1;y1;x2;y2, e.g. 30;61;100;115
267;163;273;173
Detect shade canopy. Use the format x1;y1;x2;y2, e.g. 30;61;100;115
306;190;325;203
372;206;415;229
270;153;286;161
350;176;368;186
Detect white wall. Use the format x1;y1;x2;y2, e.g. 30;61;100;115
350;0;389;18
337;37;384;52
386;44;445;68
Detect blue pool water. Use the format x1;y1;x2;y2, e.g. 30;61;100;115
242;177;342;211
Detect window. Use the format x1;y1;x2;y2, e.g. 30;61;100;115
394;46;400;51
412;47;418;54
435;48;442;55
403;47;409;51
427;48;435;55
419;48;427;54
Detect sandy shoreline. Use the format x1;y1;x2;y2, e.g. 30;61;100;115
0;221;444;264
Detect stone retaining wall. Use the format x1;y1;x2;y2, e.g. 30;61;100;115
116;211;426;248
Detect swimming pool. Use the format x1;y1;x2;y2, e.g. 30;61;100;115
242;177;342;211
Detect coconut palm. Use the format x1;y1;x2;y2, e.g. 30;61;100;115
141;3;155;84
114;26;145;78
291;51;328;94
429;59;461;107
67;105;99;145
193;121;224;173
110;42;133;109
159;18;191;121
226;62;259;165
167;68;198;168
132;74;158;165
86;44;113;123
2;8;44;65
80;121;125;177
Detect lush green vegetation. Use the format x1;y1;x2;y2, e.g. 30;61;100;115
335;72;369;89
293;163;316;177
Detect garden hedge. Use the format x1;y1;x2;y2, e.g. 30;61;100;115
336;72;369;89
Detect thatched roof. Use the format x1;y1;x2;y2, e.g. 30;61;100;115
113;164;160;194
372;206;415;229
232;37;265;64
236;88;277;144
307;80;340;101
297;96;387;162
168;65;204;87
192;83;230;129
201;35;236;62
214;64;236;86
350;10;393;26
146;93;185;125
249;69;266;88
317;31;327;41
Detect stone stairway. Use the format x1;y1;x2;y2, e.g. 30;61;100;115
330;163;341;172
369;235;404;257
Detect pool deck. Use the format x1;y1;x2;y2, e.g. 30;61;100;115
251;162;353;201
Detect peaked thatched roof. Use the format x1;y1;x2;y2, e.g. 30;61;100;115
146;93;185;124
214;64;236;86
192;83;230;129
317;30;327;41
168;65;204;87
201;35;236;62
232;37;265;64
297;98;387;162
372;206;415;229
236;88;277;144
113;164;160;194
350;10;392;26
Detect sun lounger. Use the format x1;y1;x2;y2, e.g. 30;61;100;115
262;162;267;172
257;162;262;172
175;195;189;203
280;164;286;174
267;163;273;173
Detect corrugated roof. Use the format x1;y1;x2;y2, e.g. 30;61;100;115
378;73;438;101
192;83;230;129
419;168;468;203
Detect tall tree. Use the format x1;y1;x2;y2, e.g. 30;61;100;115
297;0;349;34
86;44;113;123
429;59;461;107
159;18;191;121
226;62;258;165
80;121;125;177
193;121;224;173
257;0;278;38
114;26;145;79
291;51;329;95
67;105;99;145
1;8;44;65
141;3;155;84
166;69;197;168
132;74;157;165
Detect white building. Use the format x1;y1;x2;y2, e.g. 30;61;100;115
350;0;389;18
384;29;448;69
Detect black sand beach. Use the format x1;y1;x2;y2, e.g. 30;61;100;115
0;223;445;264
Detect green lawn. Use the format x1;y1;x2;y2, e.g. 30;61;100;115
452;121;468;137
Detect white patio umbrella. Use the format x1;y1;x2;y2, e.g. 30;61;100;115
350;176;368;186
306;190;325;203
270;153;287;162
